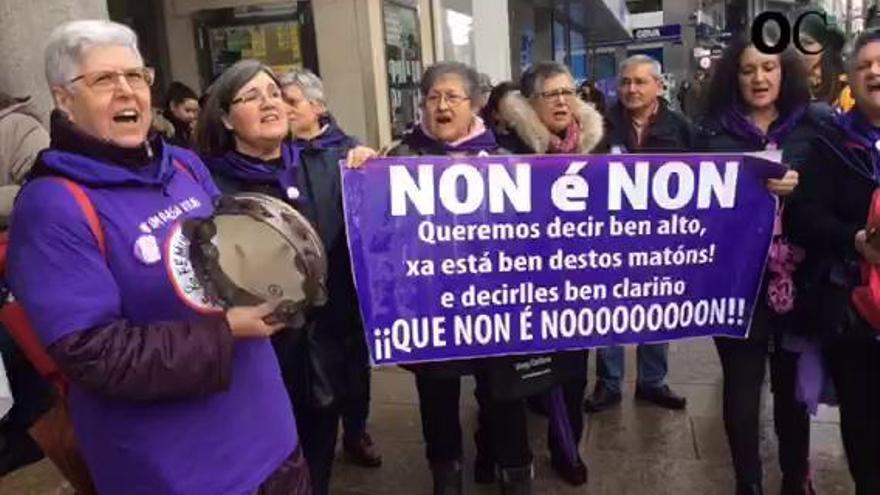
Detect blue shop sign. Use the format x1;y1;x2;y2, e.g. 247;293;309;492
632;24;682;43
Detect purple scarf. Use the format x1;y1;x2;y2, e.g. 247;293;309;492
205;141;300;197
719;104;807;148
292;115;358;152
835;109;880;182
402;123;499;154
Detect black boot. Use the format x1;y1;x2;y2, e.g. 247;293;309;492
781;476;815;495
430;460;463;495
498;465;533;495
583;382;622;413
550;453;588;486
736;482;763;495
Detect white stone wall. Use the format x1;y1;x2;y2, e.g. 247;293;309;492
0;0;110;123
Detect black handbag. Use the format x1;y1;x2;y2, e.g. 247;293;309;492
484;353;557;401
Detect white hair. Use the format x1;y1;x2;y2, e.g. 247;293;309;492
278;68;326;105
44;20;142;88
619;55;663;81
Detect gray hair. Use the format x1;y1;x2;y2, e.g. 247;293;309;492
847;30;880;73
519;61;573;98
420;61;481;101
279;68;326;105
619;55;663;81
44;20;142;88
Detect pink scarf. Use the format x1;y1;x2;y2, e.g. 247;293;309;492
419;116;488;148
547;121;581;153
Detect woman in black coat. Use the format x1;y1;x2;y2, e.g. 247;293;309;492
195;60;377;495
784;30;880;495
485;62;604;488
695;35;816;495
385;61;536;495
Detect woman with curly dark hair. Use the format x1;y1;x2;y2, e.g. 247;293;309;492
696;33;821;495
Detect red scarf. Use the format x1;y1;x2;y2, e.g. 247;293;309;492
547;121;581;153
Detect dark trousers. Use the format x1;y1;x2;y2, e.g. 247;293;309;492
340;351;371;442
273;329;340;495
825;338;880;495
714;336;810;485
416;373;532;468
292;403;339;495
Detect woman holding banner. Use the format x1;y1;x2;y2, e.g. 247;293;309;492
695;35;816;495
785;30;880;495
487;61;604;487
195;60;377;495
384;61;537;495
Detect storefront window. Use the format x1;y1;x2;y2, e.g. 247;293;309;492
384;0;423;138
194;3;318;86
571;29;586;80
441;0;475;67
206;22;303;77
553;19;567;64
593;52;617;81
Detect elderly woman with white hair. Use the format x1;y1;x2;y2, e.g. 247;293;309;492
280;67;383;470
6;20;309;494
196;61;377;495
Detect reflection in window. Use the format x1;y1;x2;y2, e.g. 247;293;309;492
444;8;475;66
553;19;566;64
571;29;586;80
441;0;475;67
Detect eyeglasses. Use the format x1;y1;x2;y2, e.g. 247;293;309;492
538;88;577;101
69;67;155;92
231;87;283;106
425;92;470;107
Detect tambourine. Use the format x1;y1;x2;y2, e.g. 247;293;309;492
184;193;328;326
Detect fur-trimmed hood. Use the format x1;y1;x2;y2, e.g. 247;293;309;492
496;92;604;153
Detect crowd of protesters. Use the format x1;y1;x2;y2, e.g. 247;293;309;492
0;10;878;495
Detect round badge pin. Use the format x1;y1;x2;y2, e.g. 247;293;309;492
286;187;301;200
133;234;162;265
874;140;880;152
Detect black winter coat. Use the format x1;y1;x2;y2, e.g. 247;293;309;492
783;110;879;340
694;106;824;339
601;100;694;153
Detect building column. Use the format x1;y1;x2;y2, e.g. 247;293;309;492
0;0;109;123
312;0;391;148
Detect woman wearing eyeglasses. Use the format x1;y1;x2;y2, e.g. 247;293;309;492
383;61;541;495
487;61;604;488
196;59;375;495
7;21;307;494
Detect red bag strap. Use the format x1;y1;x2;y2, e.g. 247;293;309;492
172;159;196;182
0;302;67;393
56;178;106;257
0;179;108;395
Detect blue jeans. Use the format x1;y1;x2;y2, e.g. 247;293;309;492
596;343;669;393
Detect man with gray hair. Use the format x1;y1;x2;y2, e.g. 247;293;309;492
586;54;692;413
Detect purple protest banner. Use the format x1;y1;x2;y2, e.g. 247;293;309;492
342;154;785;366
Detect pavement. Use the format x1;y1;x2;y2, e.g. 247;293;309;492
0;339;855;494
